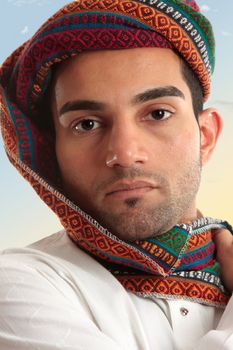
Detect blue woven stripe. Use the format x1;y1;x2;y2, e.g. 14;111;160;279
34;12;150;41
26;49;78;112
5;94;36;170
182;240;213;257
176;254;213;271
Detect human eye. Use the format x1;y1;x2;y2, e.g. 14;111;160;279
147;108;174;121
71;118;101;133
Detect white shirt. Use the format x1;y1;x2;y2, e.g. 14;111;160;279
0;231;232;350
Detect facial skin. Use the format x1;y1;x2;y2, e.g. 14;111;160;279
51;48;222;241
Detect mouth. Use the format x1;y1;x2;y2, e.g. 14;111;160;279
106;180;157;199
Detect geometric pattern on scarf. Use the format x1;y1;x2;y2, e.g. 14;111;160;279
110;226;232;307
1;0;214;115
134;228;215;274
116;272;229;307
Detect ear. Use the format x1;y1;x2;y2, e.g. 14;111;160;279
199;108;223;166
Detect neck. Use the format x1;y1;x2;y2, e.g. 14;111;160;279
178;208;203;225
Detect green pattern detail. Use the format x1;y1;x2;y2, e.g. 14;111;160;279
168;0;215;70
203;261;221;276
172;0;214;37
148;227;188;254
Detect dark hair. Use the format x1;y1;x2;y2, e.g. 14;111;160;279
180;58;204;120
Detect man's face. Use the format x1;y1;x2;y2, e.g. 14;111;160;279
52;48;202;241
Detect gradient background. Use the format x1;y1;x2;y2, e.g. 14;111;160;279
0;0;232;249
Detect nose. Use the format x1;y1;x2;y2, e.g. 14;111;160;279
105;120;149;168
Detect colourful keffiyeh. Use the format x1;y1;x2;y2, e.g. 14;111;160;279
0;0;231;308
105;218;232;306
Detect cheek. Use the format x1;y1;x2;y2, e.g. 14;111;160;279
179;131;200;155
55;135;101;193
159;126;201;169
55;138;84;180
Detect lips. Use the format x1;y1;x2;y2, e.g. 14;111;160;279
106;180;157;196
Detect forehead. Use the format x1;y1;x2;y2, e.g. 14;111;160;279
53;48;191;102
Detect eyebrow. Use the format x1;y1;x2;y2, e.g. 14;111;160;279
132;86;185;104
58;86;185;117
59;100;105;116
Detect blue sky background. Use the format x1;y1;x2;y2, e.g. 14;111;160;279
0;0;233;249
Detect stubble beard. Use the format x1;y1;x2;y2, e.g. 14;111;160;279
64;158;202;242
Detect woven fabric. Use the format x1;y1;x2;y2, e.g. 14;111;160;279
0;0;230;308
1;0;214;114
108;224;231;306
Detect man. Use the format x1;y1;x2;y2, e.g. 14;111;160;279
0;0;233;349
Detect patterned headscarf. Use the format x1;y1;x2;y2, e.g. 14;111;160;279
1;0;231;307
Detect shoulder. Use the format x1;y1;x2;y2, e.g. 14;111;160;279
1;230;90;272
0;230;125;305
0;231;85;306
0;232;143;350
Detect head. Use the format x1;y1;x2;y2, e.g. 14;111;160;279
51;47;222;241
0;0;222;242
